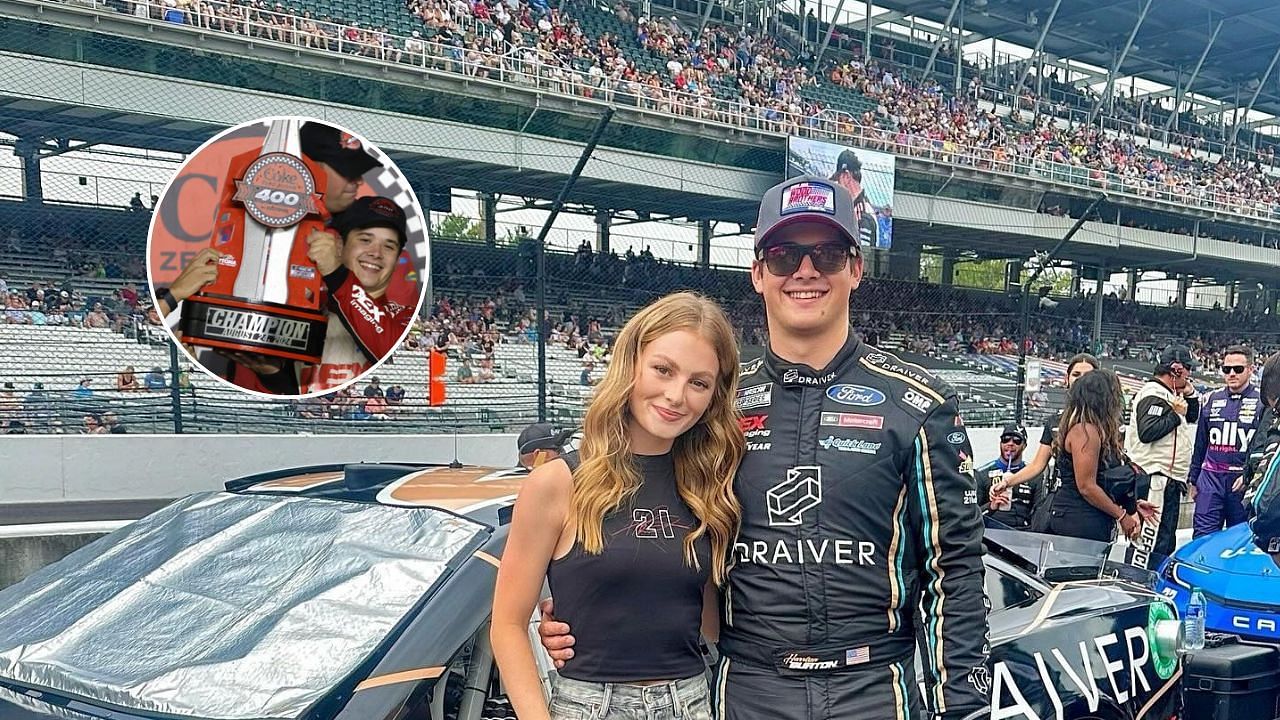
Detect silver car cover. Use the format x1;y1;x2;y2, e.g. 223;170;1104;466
0;491;485;719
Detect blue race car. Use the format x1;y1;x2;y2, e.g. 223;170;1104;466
1155;523;1280;644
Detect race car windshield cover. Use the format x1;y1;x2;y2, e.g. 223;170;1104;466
0;492;485;720
985;527;1112;577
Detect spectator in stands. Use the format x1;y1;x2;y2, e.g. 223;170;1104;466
579;360;596;386
130;192;146;212
298;394;329;419
456;357;477;384
478;355;496;382
72;378;94;400
0;382;17;424
5;419;25;434
364;376;385;398
82;413;107;434
117;366;141;392
102;411;127;434
364;393;390;420
22;382;50;431
144;367;168;391
84;303;109;329
384;384;406;416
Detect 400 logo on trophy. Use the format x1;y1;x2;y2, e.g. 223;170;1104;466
178;119;332;364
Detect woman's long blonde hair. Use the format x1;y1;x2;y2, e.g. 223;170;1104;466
571;292;744;586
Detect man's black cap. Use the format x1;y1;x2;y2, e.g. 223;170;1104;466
1156;344;1197;373
831;149;863;180
333;196;408;248
518;423;572;454
299;122;382;182
999;424;1026;442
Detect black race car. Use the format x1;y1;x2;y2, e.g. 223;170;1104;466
0;463;1184;720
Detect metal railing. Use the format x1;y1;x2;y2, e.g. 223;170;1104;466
46;0;1280;226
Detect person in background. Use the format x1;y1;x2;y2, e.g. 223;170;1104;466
516;422;573;470
1127;345;1200;559
1046;369;1155;542
1245;352;1280;562
1189;344;1264;537
977;424;1045;530
992;353;1099;530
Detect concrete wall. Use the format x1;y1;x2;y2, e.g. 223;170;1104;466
2;429;1026;504
2;433;522;503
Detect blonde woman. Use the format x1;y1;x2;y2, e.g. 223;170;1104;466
492;292;744;720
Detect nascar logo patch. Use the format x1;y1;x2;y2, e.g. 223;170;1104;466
781;182;836;216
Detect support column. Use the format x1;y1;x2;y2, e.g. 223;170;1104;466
1177;275;1190;309
1092;265;1105;355
887;237;921;282
863;0;871;61
478;192;497;243
698;220;712;269
595;209;611;253
1070;266;1082;296
1226;281;1237;310
953;0;963;97
1127;269;1139;303
15;138;42;203
940;250;957;287
1168;19;1224;136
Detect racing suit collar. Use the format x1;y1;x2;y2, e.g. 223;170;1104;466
764;328;862;388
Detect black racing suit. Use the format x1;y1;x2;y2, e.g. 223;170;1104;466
716;333;989;720
1246;409;1280;556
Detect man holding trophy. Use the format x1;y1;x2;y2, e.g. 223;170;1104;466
155;119;415;395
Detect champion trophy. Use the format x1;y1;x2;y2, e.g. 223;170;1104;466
179;118;330;364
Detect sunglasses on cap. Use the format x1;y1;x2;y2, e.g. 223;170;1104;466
757;241;856;276
1222;365;1248;375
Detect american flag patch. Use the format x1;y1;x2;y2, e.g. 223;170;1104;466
781;182;836;216
845;646;870;665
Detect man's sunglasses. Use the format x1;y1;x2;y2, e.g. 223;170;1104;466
1222;365;1248;375
1000;436;1024;445
758;241;856;276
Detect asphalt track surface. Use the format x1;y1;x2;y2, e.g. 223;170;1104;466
0;499;175;526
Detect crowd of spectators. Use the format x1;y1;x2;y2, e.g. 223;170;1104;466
105;0;1280;231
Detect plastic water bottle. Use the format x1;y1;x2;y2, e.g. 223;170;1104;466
1185;589;1206;652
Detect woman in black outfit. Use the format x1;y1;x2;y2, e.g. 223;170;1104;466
1046;369;1154;543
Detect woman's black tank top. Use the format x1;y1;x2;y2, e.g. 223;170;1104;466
1051;441;1123;543
547;451;710;683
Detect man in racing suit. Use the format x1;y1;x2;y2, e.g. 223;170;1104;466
975;425;1044;529
1189;345;1263;537
539;176;989;720
1246;352;1280;562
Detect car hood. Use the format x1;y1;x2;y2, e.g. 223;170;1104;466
1162;523;1279;606
0;492;486;720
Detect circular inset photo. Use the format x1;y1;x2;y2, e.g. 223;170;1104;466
147;117;428;397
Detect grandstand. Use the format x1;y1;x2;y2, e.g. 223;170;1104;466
1;0;1279;442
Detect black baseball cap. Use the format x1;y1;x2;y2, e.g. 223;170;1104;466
333;196;409;248
299;122;382;182
754;175;861;251
999;424;1026;442
518;423;571;454
830;149;863;181
1156;345;1197;374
